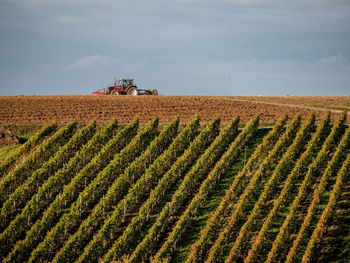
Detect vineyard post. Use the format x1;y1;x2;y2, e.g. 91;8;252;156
147;200;149;221
79;196;82;216
103;196;105;218
58;194;61;212
123;199;126;220
168;202;171;222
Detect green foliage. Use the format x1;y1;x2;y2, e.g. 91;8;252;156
302;152;350;263
266;112;347;263
186;114;288;263
0;121;97;231
1;112;349;263
75;115;202;263
1;119;120;262
0;122;76;205
153;115;259;262
245;112;332;263
28;117;158;262
285;126;350;263
205;114;304;263
52;117;180;263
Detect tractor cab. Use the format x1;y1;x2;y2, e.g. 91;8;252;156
117;79;134;89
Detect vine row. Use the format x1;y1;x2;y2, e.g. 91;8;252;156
52;117;180;263
27;117;159;262
0;123;57;178
245;112;332;263
285;126;350;263
118;116;240;262
186;114;288;263
2;119;137;263
226;113;329;262
204;114;306;263
76;116;216;263
265;112;347;263
0;122;77;205
0;121;97;230
302;152;350;263
151;115;260;263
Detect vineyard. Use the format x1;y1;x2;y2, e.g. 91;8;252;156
0;112;349;263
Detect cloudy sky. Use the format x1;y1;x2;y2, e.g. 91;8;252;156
0;0;349;95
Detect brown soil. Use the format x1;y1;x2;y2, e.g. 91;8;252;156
0;128;19;145
0;95;344;124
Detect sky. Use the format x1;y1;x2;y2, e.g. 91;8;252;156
0;0;349;96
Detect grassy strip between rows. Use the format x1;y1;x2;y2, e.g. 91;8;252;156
244;112;332;263
0;123;57;178
120;116;239;262
204;114;304;263
52;117;180;263
185;114;288;263
28;117;159;262
265;112;347;263
0;121;97;231
285;126;350;263
150;115;260;263
2;119;135;262
226;113;325;262
0;122;77;205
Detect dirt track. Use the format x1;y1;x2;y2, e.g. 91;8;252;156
233;96;350;111
0;95;343;124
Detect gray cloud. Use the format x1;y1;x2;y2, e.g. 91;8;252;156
0;0;349;95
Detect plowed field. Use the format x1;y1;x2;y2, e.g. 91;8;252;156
0;95;341;124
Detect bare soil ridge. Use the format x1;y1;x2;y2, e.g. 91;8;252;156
0;128;19;145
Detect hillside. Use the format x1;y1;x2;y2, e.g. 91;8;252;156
0;112;349;263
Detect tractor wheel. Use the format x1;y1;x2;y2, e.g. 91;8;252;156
127;87;139;96
111;90;120;95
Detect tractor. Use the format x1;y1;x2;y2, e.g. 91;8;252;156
92;78;158;96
